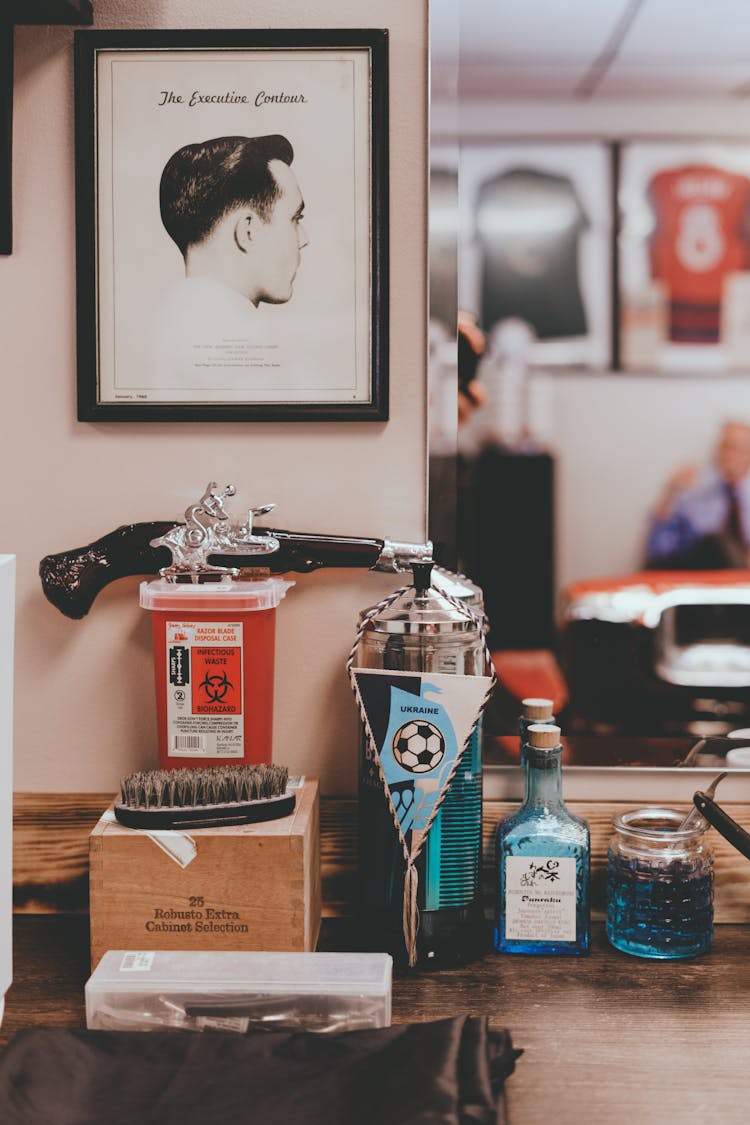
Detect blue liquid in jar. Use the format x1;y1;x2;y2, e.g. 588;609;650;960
606;851;713;959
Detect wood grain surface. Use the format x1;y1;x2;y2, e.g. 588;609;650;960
391;924;750;1125
13;794;112;913
14;793;750;921
3;915;750;1123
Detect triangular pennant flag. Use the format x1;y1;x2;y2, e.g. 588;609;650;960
350;667;493;965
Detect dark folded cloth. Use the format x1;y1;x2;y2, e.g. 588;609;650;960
0;1015;518;1125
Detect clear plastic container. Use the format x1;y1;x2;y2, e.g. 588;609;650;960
86;950;392;1033
140;577;293;768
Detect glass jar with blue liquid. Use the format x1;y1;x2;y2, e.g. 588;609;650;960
606;808;713;960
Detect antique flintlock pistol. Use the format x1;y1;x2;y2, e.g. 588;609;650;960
39;482;433;619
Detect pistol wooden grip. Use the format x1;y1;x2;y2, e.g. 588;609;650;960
39;522;173;618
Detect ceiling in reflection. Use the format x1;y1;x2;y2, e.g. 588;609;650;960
432;0;750;99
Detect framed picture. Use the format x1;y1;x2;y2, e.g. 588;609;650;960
458;140;613;370
618;140;750;374
74;29;388;421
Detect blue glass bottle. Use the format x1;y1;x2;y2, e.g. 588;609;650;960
495;724;589;955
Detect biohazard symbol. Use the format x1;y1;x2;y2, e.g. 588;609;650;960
199;671;233;703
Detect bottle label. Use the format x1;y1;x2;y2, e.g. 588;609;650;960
165;621;244;758
504;856;577;942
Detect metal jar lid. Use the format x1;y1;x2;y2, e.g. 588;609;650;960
361;561;480;636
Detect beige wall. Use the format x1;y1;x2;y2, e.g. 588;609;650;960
1;0;428;794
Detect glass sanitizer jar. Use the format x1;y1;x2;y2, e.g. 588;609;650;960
356;563;486;967
606;808;713;960
495;724;590;955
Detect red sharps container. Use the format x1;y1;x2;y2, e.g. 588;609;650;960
140;576;293;769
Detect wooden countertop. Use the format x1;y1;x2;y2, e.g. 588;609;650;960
3;916;750;1124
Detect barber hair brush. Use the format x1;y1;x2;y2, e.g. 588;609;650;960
114;764;295;829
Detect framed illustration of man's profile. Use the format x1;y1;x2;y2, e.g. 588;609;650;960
74;29;389;421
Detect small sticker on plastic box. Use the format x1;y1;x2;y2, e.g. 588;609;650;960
195;1015;250;1034
119;952;155;972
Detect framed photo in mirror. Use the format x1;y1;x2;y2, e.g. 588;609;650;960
74;29;388;421
618;140;750;374
458;140;613;370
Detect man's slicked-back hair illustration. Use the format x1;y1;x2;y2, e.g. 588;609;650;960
159;134;295;257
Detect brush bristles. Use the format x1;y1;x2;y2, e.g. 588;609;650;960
120;764;290;810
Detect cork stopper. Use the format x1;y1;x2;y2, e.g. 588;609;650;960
521;698;554;721
527;723;560;750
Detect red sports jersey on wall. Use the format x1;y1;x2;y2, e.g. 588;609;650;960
648;164;750;343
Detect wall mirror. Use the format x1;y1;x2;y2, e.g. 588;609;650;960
429;0;750;789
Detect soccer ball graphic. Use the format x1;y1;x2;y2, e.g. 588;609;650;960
392;721;445;774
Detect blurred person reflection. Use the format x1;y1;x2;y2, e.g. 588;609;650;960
454;311;487;576
645;420;750;569
457;311;488;425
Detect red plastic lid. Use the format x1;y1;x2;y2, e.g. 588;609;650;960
139;577;294;612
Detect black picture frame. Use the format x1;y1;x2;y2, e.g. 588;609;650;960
74;28;389;421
